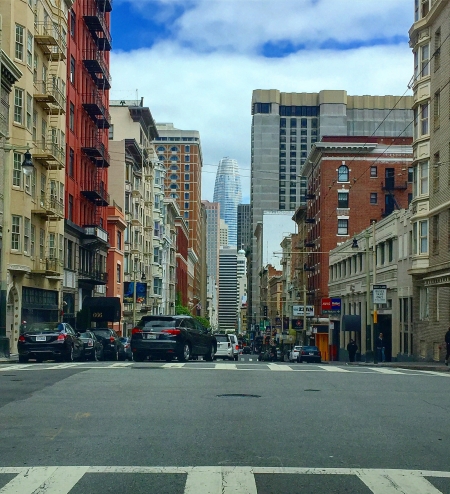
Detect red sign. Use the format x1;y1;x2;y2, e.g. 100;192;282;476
322;298;332;312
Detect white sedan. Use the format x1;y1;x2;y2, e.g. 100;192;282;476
289;346;303;362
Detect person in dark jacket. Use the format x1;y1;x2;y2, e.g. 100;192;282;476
347;339;358;362
445;327;450;365
376;333;385;363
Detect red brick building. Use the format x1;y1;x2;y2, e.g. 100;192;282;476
63;0;112;326
301;136;413;353
176;217;189;307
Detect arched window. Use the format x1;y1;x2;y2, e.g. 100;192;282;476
170;156;179;161
169;164;179;171
170;193;178;199
338;165;349;182
158;155;165;161
170;174;179;180
157;146;165;152
169;183;179;189
170;146;179;152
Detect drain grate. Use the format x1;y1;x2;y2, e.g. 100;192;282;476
217;394;261;398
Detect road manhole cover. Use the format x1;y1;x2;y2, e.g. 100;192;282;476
217;394;261;398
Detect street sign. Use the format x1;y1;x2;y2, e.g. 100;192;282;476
321;298;341;314
373;284;387;304
292;305;314;317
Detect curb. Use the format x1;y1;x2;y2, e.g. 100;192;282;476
347;362;450;373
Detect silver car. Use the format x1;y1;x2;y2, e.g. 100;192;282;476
214;334;235;360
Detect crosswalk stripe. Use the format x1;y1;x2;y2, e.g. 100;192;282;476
214;363;237;370
109;363;133;368
357;470;442;494
267;364;292;371
318;366;350;372
162;363;185;368
368;367;405;375
0;364;33;371
48;363;80;369
184;467;257;494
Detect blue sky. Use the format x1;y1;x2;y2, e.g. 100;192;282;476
110;0;413;202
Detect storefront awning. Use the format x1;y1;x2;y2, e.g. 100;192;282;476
342;315;361;332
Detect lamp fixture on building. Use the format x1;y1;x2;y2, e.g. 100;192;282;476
21;150;34;176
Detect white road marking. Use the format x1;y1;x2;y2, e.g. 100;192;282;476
162;363;185;368
416;370;450;377
318;366;350;372
267;364;292;371
48;363;80;369
184;468;221;493
0;364;34;371
109;363;133;368
368;367;405;375
214;363;237;370
357;470;442;494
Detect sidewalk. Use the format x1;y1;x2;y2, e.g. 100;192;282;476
0;354;18;364
344;361;450;373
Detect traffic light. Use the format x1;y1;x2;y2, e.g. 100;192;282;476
263;306;268;317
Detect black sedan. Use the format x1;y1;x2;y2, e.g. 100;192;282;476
297;345;322;363
131;315;217;362
18;322;84;363
243;346;251;354
90;328;125;361
79;331;103;361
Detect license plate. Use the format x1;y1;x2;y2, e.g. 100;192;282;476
145;334;157;339
36;336;46;342
309;352;314;355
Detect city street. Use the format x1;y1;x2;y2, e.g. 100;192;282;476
1;359;450;493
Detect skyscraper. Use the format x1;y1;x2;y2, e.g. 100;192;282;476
213;157;242;246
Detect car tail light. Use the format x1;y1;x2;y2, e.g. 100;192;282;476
131;327;142;335
161;329;181;335
18;335;25;343
88;339;94;347
109;336;115;343
57;333;66;341
235;345;239;351
302;351;306;355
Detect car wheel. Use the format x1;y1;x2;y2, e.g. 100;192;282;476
178;343;191;362
18;355;28;363
65;346;74;362
205;345;215;362
133;352;145;362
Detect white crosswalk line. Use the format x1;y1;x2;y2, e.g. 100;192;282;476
109;363;133;368
318;366;350;372
162;363;185;368
368;367;405;375
357;470;442;494
417;370;450;377
0;364;35;371
184;467;222;493
267;364;292;371
47;363;80;369
215;363;237;370
0;466;88;494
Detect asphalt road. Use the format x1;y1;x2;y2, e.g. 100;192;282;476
1;360;450;493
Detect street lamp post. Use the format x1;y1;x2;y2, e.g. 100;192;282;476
0;146;34;357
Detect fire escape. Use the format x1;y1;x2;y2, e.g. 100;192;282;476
79;0;112;285
381;168;407;217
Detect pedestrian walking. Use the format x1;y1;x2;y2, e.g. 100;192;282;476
347;339;358;362
444;327;450;365
376;333;385;363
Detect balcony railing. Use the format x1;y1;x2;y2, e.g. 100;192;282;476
33;80;66;114
381;180;408;191
83;225;109;243
34;21;67;60
82;49;111;90
31;194;64;219
78;268;108;285
83;6;112;51
33;139;65;169
82;90;111;129
81;181;110;206
32;257;63;276
81;136;110;167
96;0;112;13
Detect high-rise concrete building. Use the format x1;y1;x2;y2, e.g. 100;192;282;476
155;123;203;312
219;219;229;247
237;248;247;334
237;204;251;252
213;157;242;246
409;0;450;361
249;89;414;323
218;246;237;332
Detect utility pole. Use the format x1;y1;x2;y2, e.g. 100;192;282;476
372;220;378;364
365;229;372;362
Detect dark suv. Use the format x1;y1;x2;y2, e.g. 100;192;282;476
131;315;217;362
90;328;124;361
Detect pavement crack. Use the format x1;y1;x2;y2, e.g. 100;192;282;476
421;399;449;411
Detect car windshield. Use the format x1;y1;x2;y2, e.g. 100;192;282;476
294;346;302;351
303;346;319;351
215;335;228;342
79;333;92;339
138;319;178;331
91;330;112;338
25;323;63;334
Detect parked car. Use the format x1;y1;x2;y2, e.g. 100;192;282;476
228;334;239;361
119;337;132;361
131;315;217;362
214;334;234;360
18;322;84;363
289;346;303;362
90;328;125;361
242;346;251;354
297;345;322;363
79;331;103;361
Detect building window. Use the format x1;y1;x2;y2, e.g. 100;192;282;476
184;193;189;200
14;88;24;124
27;31;33;67
68;194;73;221
117;264;121;283
69;102;75;131
370;166;377;177
32;110;37;141
15;24;24;61
185;155;190;162
70;9;76;38
24;218;30;254
337;165;349;182
70;56;76;84
39;228;44;259
170;146;179;152
153;278;162;296
370;193;377;204
414;219;428;254
420;102;429;136
337;219;348;235
11;216;21;251
66;240;73;270
69;148;74;177
108;124;114;140
13;153;22;187
432;215;439;255
30;225;35;257
117;230;122;250
337;192;349;208
419;286;429;320
184;184;189;190
413;161;429;197
434;28;441;71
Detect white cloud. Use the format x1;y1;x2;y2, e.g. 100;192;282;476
111;0;414;202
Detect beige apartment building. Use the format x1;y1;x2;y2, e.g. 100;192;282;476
0;0;71;353
409;0;450;360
